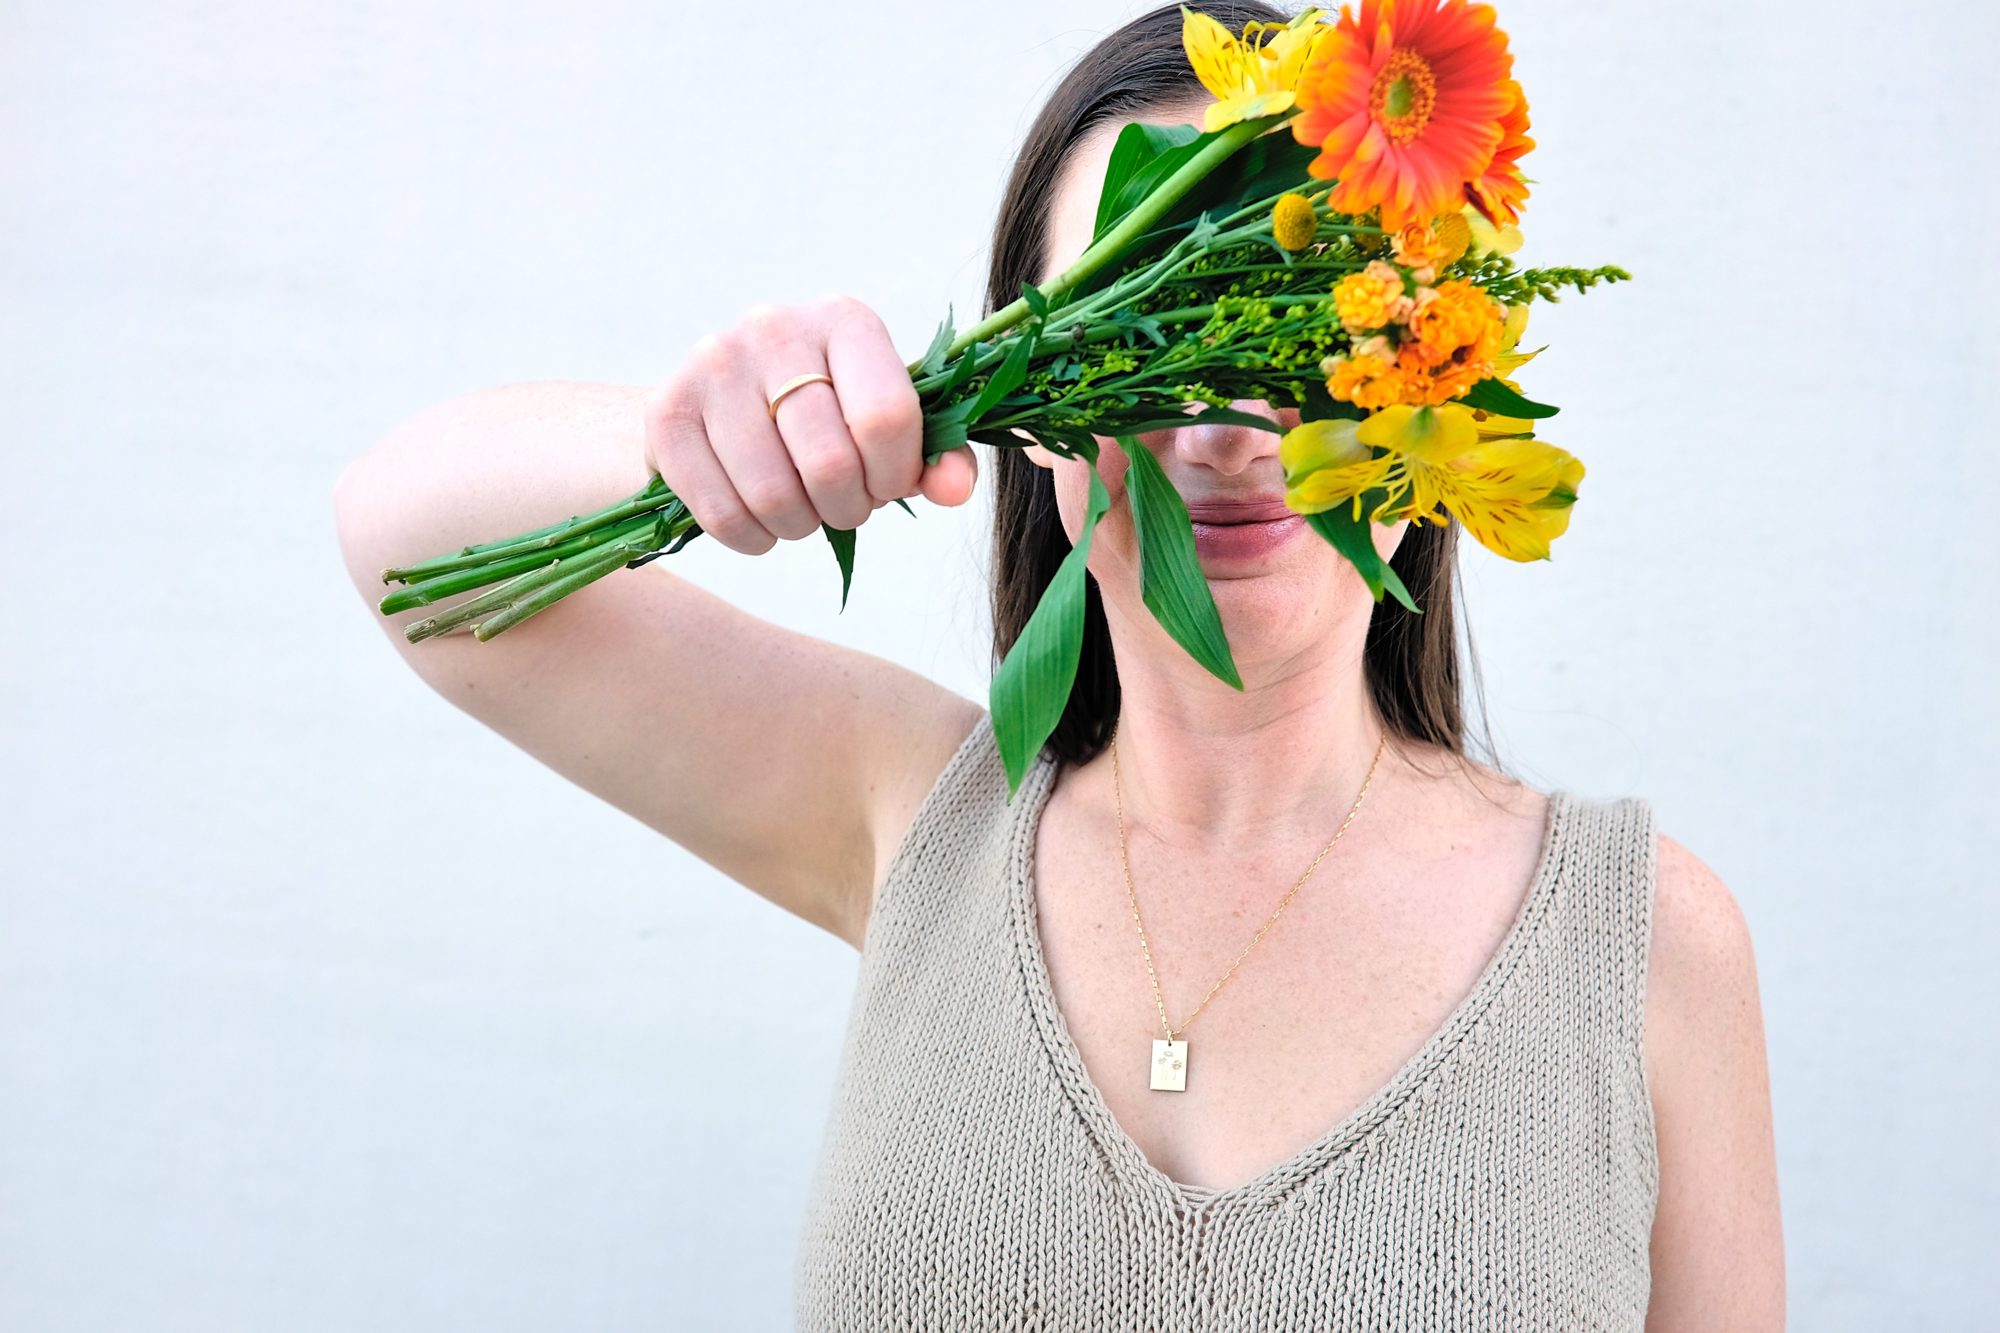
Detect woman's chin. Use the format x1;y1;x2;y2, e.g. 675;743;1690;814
1200;558;1342;641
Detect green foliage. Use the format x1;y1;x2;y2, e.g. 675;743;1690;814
990;461;1112;796
916;305;955;377
1302;498;1420;614
1092;121;1206;243
1478;262;1634;305
1116;435;1243;691
821;523;856;610
1461;377;1559;418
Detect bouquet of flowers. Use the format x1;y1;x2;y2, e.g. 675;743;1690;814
374;1;1627;793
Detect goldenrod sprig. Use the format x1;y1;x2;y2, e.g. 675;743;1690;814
1466;258;1635;305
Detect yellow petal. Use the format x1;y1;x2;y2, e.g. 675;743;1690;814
1280;417;1369;487
1263;20;1323;91
1181;9;1244;104
1463;205;1523;258
1429;437;1585;562
1205;89;1296;132
1355;403;1479;466
1285;454;1398;518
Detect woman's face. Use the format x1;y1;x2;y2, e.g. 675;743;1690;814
1027;101;1408;675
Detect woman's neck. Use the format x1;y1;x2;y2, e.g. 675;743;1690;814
1093;625;1395;853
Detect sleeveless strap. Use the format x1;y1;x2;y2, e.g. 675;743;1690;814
858;709;1009;956
1543;790;1662;1202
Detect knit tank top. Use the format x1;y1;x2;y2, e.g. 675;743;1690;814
793;710;1660;1331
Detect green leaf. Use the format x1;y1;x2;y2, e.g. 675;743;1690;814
1302;500;1420;614
892;498;917;518
1166;129;1321;230
1108;311;1167;347
922;403;971;455
1461;378;1559;418
1098;134;1220;242
821;523;856;611
1020;281;1048;318
1115;436;1242;690
990;463;1111;796
942;339;986;396
963;325;1039;423
1111;405;1287;434
917;304;955;377
1092;120;1203;242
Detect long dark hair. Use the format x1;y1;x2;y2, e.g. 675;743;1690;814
984;1;1505;781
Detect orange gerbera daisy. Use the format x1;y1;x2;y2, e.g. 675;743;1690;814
1290;0;1518;231
1467;78;1533;227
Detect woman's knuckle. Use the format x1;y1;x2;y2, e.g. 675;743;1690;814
736;470;794;517
796;439;861;490
688;332;728;367
707;503;769;553
847;396;917;453
818;291;866;324
740;302;788;337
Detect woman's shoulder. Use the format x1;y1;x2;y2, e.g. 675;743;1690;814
1646;829;1762;1041
1640;826;1785;1319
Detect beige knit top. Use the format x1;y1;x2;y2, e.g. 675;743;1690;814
794;710;1660;1331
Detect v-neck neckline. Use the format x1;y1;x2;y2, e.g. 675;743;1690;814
1005;743;1575;1216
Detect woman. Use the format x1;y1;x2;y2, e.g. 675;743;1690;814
334;4;1783;1328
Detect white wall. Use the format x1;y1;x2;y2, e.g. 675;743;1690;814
3;1;1993;1328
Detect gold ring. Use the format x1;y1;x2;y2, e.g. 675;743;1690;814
767;372;835;422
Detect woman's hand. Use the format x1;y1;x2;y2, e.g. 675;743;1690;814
644;294;979;555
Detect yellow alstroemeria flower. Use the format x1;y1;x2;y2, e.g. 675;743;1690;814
1181;6;1326;133
1280;415;1373;498
1281;404;1583;562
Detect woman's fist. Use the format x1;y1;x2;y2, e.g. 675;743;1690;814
644;294;978;555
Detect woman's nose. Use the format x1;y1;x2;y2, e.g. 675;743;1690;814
1171;399;1298;475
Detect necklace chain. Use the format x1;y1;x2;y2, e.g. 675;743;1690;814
1111;723;1388;1044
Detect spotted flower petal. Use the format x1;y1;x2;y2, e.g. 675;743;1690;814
1181;7;1328;133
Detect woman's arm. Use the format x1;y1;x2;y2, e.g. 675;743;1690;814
333;299;981;948
1643;832;1787;1330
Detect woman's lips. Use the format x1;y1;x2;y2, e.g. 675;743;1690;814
1189;510;1307;562
1184;498;1295;524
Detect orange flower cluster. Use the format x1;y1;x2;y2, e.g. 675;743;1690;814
1290;0;1536;231
1322;230;1508;409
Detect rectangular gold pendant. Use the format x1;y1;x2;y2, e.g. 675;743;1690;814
1150;1038;1188;1092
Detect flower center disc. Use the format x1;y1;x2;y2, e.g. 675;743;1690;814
1371;48;1438;143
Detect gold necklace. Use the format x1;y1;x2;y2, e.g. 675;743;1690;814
1110;723;1387;1093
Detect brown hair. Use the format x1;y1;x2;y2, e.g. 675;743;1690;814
984;1;1506;782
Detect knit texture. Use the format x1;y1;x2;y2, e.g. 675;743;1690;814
793;710;1659;1331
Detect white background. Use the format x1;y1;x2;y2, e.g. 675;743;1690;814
3;1;1994;1328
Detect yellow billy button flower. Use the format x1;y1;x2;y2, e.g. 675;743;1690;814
1285;404;1584;562
1181;6;1326;133
1429;211;1473;268
1272;192;1318;251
